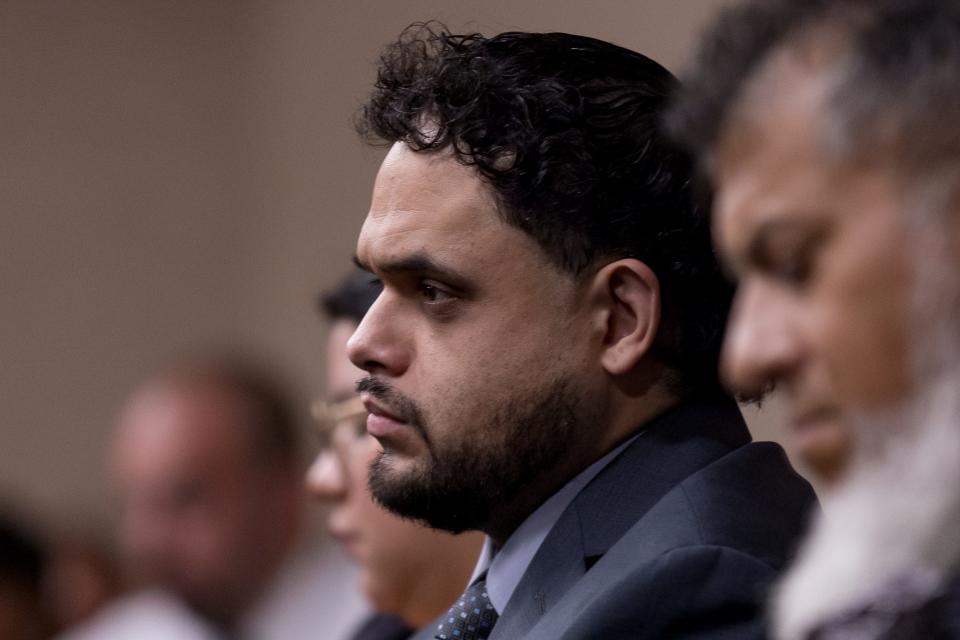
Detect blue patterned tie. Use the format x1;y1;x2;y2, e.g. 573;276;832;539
434;578;498;640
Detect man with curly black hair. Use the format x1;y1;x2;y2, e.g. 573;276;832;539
348;25;816;640
670;0;960;637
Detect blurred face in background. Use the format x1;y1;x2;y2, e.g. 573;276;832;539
710;56;888;484
307;318;481;627
110;381;296;627
711;49;953;484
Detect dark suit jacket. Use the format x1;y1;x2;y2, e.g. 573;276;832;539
416;396;817;640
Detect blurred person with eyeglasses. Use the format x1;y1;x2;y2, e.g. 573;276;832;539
308;270;483;640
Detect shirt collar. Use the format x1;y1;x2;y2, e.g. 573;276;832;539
468;434;640;614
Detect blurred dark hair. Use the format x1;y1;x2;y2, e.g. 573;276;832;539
669;0;960;184
320;269;382;323
357;23;733;393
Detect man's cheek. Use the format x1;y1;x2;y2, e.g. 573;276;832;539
819;307;906;410
810;305;857;405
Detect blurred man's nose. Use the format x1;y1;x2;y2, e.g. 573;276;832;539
306;450;347;502
346;293;409;377
721;281;802;398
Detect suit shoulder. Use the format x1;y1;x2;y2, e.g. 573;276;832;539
531;544;777;639
674;441;818;568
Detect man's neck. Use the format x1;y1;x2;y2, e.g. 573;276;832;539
484;387;679;547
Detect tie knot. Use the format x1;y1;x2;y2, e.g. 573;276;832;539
434;579;498;640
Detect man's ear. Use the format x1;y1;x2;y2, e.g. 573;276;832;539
590;259;661;376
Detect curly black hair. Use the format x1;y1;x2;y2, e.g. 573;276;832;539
357;24;733;394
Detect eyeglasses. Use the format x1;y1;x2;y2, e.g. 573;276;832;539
310;395;368;448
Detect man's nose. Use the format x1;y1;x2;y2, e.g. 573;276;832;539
306;449;347;502
721;282;802;398
346;292;409;377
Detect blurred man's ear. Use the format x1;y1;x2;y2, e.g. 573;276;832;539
590;259;661;376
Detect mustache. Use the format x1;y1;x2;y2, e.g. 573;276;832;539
356;376;430;443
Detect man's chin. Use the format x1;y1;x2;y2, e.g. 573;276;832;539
790;423;853;487
368;451;490;533
368;448;422;482
367;452;429;518
370;426;429;459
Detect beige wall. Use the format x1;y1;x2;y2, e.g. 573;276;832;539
1;1;256;530
3;0;782;533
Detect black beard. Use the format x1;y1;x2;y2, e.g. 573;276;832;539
365;376;589;534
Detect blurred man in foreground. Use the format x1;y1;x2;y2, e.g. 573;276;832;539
670;0;960;636
308;270;484;639
68;358;366;639
348;25;816;640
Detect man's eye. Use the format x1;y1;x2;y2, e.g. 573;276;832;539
771;258;812;286
418;281;455;303
761;235;824;288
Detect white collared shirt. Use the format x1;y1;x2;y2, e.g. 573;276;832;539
468;434;640;614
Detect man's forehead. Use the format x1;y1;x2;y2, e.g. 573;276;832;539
712;59;842;254
718;55;835;169
358;143;510;268
118;386;248;457
369;143;494;219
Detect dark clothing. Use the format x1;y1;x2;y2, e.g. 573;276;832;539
351;614;413;640
415;396;818;640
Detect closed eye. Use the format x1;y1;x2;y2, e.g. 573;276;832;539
763;251;814;286
746;218;830;289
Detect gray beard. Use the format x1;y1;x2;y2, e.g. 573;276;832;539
773;367;960;640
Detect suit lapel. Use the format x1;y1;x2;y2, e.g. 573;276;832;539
489;396;750;640
489;501;589;639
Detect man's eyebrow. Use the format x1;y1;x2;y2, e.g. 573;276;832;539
720;216;802;277
354;252;470;286
744;216;824;268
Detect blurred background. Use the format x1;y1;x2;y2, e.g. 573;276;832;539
2;0;782;635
